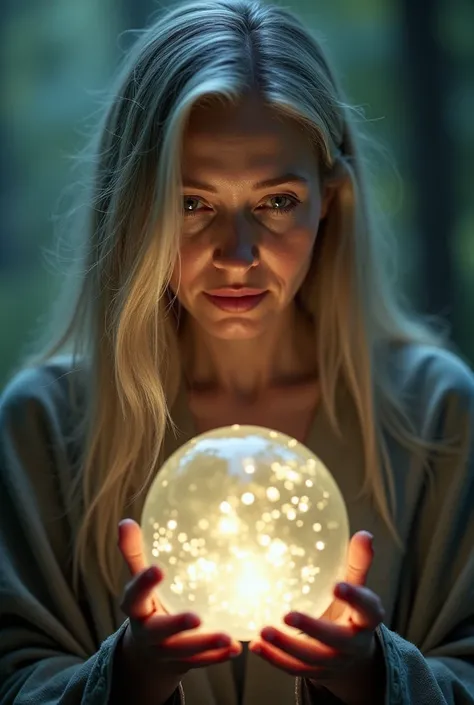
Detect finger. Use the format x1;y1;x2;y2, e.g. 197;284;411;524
344;531;374;587
185;642;243;668
333;583;385;629
132;611;202;644
119;520;167;616
259;626;347;663
153;631;240;659
118;519;147;576
249;638;332;678
121;565;164;620
281;616;372;656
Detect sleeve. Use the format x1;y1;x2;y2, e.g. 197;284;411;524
0;367;128;704
296;352;474;705
371;356;474;705
0;366;184;705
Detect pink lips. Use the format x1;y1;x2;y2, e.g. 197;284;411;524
203;288;268;313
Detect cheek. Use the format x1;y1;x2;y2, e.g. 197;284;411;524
169;240;211;299
267;204;320;283
274;204;320;285
265;230;316;288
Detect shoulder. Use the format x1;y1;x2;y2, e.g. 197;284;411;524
0;355;87;439
388;343;474;395
0;359;90;590
0;356;90;515
380;343;474;434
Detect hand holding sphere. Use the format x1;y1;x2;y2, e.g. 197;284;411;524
134;425;385;701
249;530;386;702
115;519;242;705
141;425;351;641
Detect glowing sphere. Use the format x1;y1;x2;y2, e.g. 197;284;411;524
141;425;349;641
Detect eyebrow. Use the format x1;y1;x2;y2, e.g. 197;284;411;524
181;173;309;193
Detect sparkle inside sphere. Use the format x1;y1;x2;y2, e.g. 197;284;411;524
141;425;350;641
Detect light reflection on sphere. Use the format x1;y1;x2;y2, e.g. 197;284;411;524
141;425;349;641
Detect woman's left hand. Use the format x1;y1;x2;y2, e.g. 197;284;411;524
248;531;385;700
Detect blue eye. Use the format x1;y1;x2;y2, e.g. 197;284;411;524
182;194;300;217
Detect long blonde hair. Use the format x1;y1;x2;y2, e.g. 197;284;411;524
25;0;446;595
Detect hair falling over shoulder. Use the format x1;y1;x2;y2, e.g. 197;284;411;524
23;0;447;595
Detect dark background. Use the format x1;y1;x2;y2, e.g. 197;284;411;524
1;0;473;387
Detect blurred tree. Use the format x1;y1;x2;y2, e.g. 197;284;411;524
0;123;19;269
0;0;21;269
399;0;459;339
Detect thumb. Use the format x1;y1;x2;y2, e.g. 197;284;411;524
118;518;166;615
344;531;374;587
118;519;148;575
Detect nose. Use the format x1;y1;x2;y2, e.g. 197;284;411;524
212;215;259;271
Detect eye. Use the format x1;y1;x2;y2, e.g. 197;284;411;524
182;194;300;218
183;196;209;216
259;194;300;216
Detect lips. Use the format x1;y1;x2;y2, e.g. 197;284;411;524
203;289;268;313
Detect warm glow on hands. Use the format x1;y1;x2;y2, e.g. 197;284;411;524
248;531;386;705
141;425;349;641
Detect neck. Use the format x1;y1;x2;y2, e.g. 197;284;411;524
180;305;316;401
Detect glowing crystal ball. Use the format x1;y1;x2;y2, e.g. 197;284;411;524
141;425;349;641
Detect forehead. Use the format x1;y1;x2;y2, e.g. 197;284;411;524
181;95;320;176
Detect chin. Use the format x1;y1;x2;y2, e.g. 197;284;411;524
204;318;267;341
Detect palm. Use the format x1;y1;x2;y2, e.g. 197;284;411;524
247;530;382;694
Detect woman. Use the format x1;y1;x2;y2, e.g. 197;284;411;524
1;0;473;703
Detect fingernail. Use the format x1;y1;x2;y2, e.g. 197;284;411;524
286;613;301;627
217;637;231;648
337;582;350;597
183;614;200;628
262;628;276;642
145;566;158;581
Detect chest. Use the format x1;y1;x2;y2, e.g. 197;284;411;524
187;383;320;444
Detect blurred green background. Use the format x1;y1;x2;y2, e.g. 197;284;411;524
1;0;473;388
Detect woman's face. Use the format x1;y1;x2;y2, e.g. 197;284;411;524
169;95;331;341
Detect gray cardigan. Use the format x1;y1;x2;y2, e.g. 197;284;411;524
1;344;474;704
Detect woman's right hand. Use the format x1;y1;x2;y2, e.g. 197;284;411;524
117;518;242;694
